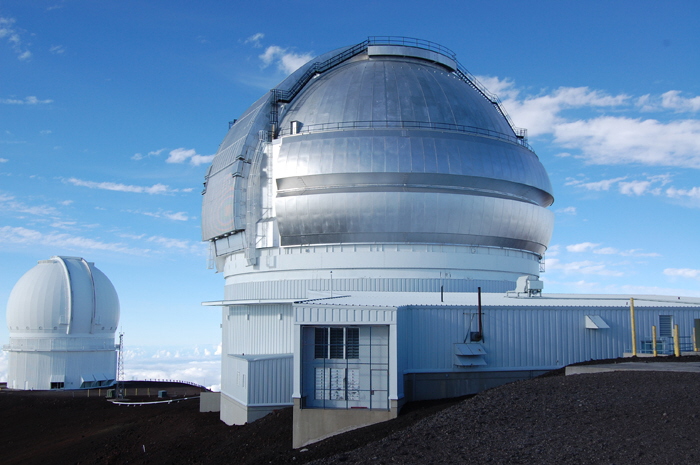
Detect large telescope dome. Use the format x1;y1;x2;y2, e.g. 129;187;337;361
5;256;120;390
7;256;119;335
202;37;554;299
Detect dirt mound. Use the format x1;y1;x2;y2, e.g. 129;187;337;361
2;362;700;464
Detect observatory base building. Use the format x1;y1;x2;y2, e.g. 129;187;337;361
4;256;120;391
200;38;700;447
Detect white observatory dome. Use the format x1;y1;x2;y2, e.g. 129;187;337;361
7;256;119;335
4;256;120;390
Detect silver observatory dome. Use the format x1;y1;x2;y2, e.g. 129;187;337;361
202;37;554;297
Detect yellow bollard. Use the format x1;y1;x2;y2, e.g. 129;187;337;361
136;388;138;396
652;325;658;357
694;327;698;352
674;324;681;357
629;298;637;356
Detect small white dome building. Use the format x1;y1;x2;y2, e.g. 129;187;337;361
4;256;120;390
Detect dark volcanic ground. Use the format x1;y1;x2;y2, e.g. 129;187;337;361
3;358;700;464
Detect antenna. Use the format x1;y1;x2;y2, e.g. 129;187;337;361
116;331;125;399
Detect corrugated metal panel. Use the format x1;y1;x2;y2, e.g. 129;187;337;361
399;305;700;372
224;305;294;355
294;305;396;325
201;94;271;241
8;349;117;390
224;278;513;301
248;356;293;406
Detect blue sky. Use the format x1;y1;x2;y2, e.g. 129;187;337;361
2;0;700;385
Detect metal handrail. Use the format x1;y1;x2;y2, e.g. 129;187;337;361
367;36;457;59
279;120;533;151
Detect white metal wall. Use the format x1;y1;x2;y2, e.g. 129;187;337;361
224;304;294;355
221;354;293;407
7;348;117;390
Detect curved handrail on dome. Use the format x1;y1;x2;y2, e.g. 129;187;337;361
278;120;534;152
269;36;526;143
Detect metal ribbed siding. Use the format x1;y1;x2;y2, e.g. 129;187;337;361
400;304;700;372
8;350;116;390
248;356;293;406
295;305;396;325
201;94;270;241
224;305;294;355
224;278;513;301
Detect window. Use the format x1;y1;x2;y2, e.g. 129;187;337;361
314;327;359;359
303;325;389;410
659;315;673;337
50;382;64;390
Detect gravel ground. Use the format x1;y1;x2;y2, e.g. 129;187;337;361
312;370;700;464
3;360;700;464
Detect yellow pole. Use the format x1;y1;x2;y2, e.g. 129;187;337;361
652;325;657;357
136;388;138;396
674;324;681;357
629;298;637;356
694;327;698;352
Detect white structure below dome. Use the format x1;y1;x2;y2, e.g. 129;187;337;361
4;256;120;390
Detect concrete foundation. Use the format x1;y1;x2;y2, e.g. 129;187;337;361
199;391;221;412
220;392;291;425
292;398;399;449
403;369;550;401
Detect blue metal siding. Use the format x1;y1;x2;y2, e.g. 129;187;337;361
399;305;700;373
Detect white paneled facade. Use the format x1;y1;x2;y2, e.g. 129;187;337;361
219;303;295;425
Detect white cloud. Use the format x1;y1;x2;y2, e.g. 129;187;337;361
499;85;628;137
259;45;313;75
190;154;215;166
487;78;700;170
0;225;147;254
0;158;8;163
664;268;700;280
143;234;206;255
138;210;190;221
0;193;58;216
66;177;180;194
166;147;214;166
566;176;627;191
545;244;560;257
555;206;577;215
553;117;700;168
666;186;700;200
166;148;195;163
566;242;600;253
593;247;618;255
0;16;32;61
49;44;65;54
545;258;624;277
1;96;53;105
565;240;659;258
245;32;264;48
122;345;221;389
618;180;654;196
132;148;165;161
638;91;700;113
